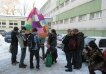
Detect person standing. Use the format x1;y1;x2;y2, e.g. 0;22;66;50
10;27;19;65
29;28;40;70
39;37;45;60
47;29;57;63
18;27;27;68
62;29;71;67
62;29;77;72
73;29;84;69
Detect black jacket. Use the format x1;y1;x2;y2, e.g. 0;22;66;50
62;35;71;52
47;33;57;47
11;31;18;47
76;32;84;49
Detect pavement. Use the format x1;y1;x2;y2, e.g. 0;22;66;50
0;35;102;74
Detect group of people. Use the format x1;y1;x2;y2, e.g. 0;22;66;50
62;29;106;74
62;29;84;72
10;27;57;70
10;27;106;73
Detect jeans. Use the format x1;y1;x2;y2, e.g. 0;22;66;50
30;50;40;68
19;48;26;65
65;52;73;70
11;46;18;63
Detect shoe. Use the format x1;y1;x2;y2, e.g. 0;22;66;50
30;66;34;69
65;65;68;68
12;62;16;65
65;69;72;72
74;67;81;69
19;64;27;68
15;61;19;64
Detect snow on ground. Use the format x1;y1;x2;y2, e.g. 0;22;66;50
0;35;102;74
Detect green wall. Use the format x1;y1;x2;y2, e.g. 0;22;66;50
56;0;101;21
57;30;106;37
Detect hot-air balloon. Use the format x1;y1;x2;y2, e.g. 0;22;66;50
24;7;48;38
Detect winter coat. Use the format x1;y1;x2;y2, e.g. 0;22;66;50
62;35;71;52
76;32;84;50
27;33;39;51
87;48;106;70
11;31;18;47
17;33;26;48
47;33;57;47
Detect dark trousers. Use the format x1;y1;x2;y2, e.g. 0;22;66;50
73;49;82;69
39;45;45;59
65;52;72;70
19;48;26;65
30;50;40;68
51;47;58;63
11;47;18;63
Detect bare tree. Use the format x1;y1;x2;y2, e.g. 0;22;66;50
0;0;19;15
17;0;29;16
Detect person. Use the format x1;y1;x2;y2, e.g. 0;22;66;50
29;28;40;70
47;29;57;63
39;37;45;60
62;29;71;67
72;29;84;69
62;29;76;72
18;27;27;68
10;27;19;65
85;41;106;74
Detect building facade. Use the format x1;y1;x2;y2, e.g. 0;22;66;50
40;0;106;36
0;15;26;31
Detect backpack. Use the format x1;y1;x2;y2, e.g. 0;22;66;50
68;38;77;50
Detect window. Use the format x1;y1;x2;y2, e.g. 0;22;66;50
58;20;63;24
59;3;64;8
9;26;13;28
2;26;6;28
79;14;87;21
99;39;106;47
2;21;6;25
65;0;70;5
90;11;101;20
71;0;76;2
0;22;1;25
21;21;25;26
14;23;18;25
70;17;76;23
9;23;13;25
64;19;69;24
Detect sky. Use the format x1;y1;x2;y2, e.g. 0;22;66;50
20;0;48;10
18;0;48;16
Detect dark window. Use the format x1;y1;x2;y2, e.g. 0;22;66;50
9;23;13;25
99;39;106;47
14;23;18;25
21;21;25;25
2;22;6;25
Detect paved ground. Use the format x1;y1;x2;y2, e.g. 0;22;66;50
0;35;102;74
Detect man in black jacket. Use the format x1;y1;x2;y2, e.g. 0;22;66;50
11;27;19;65
62;29;73;72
